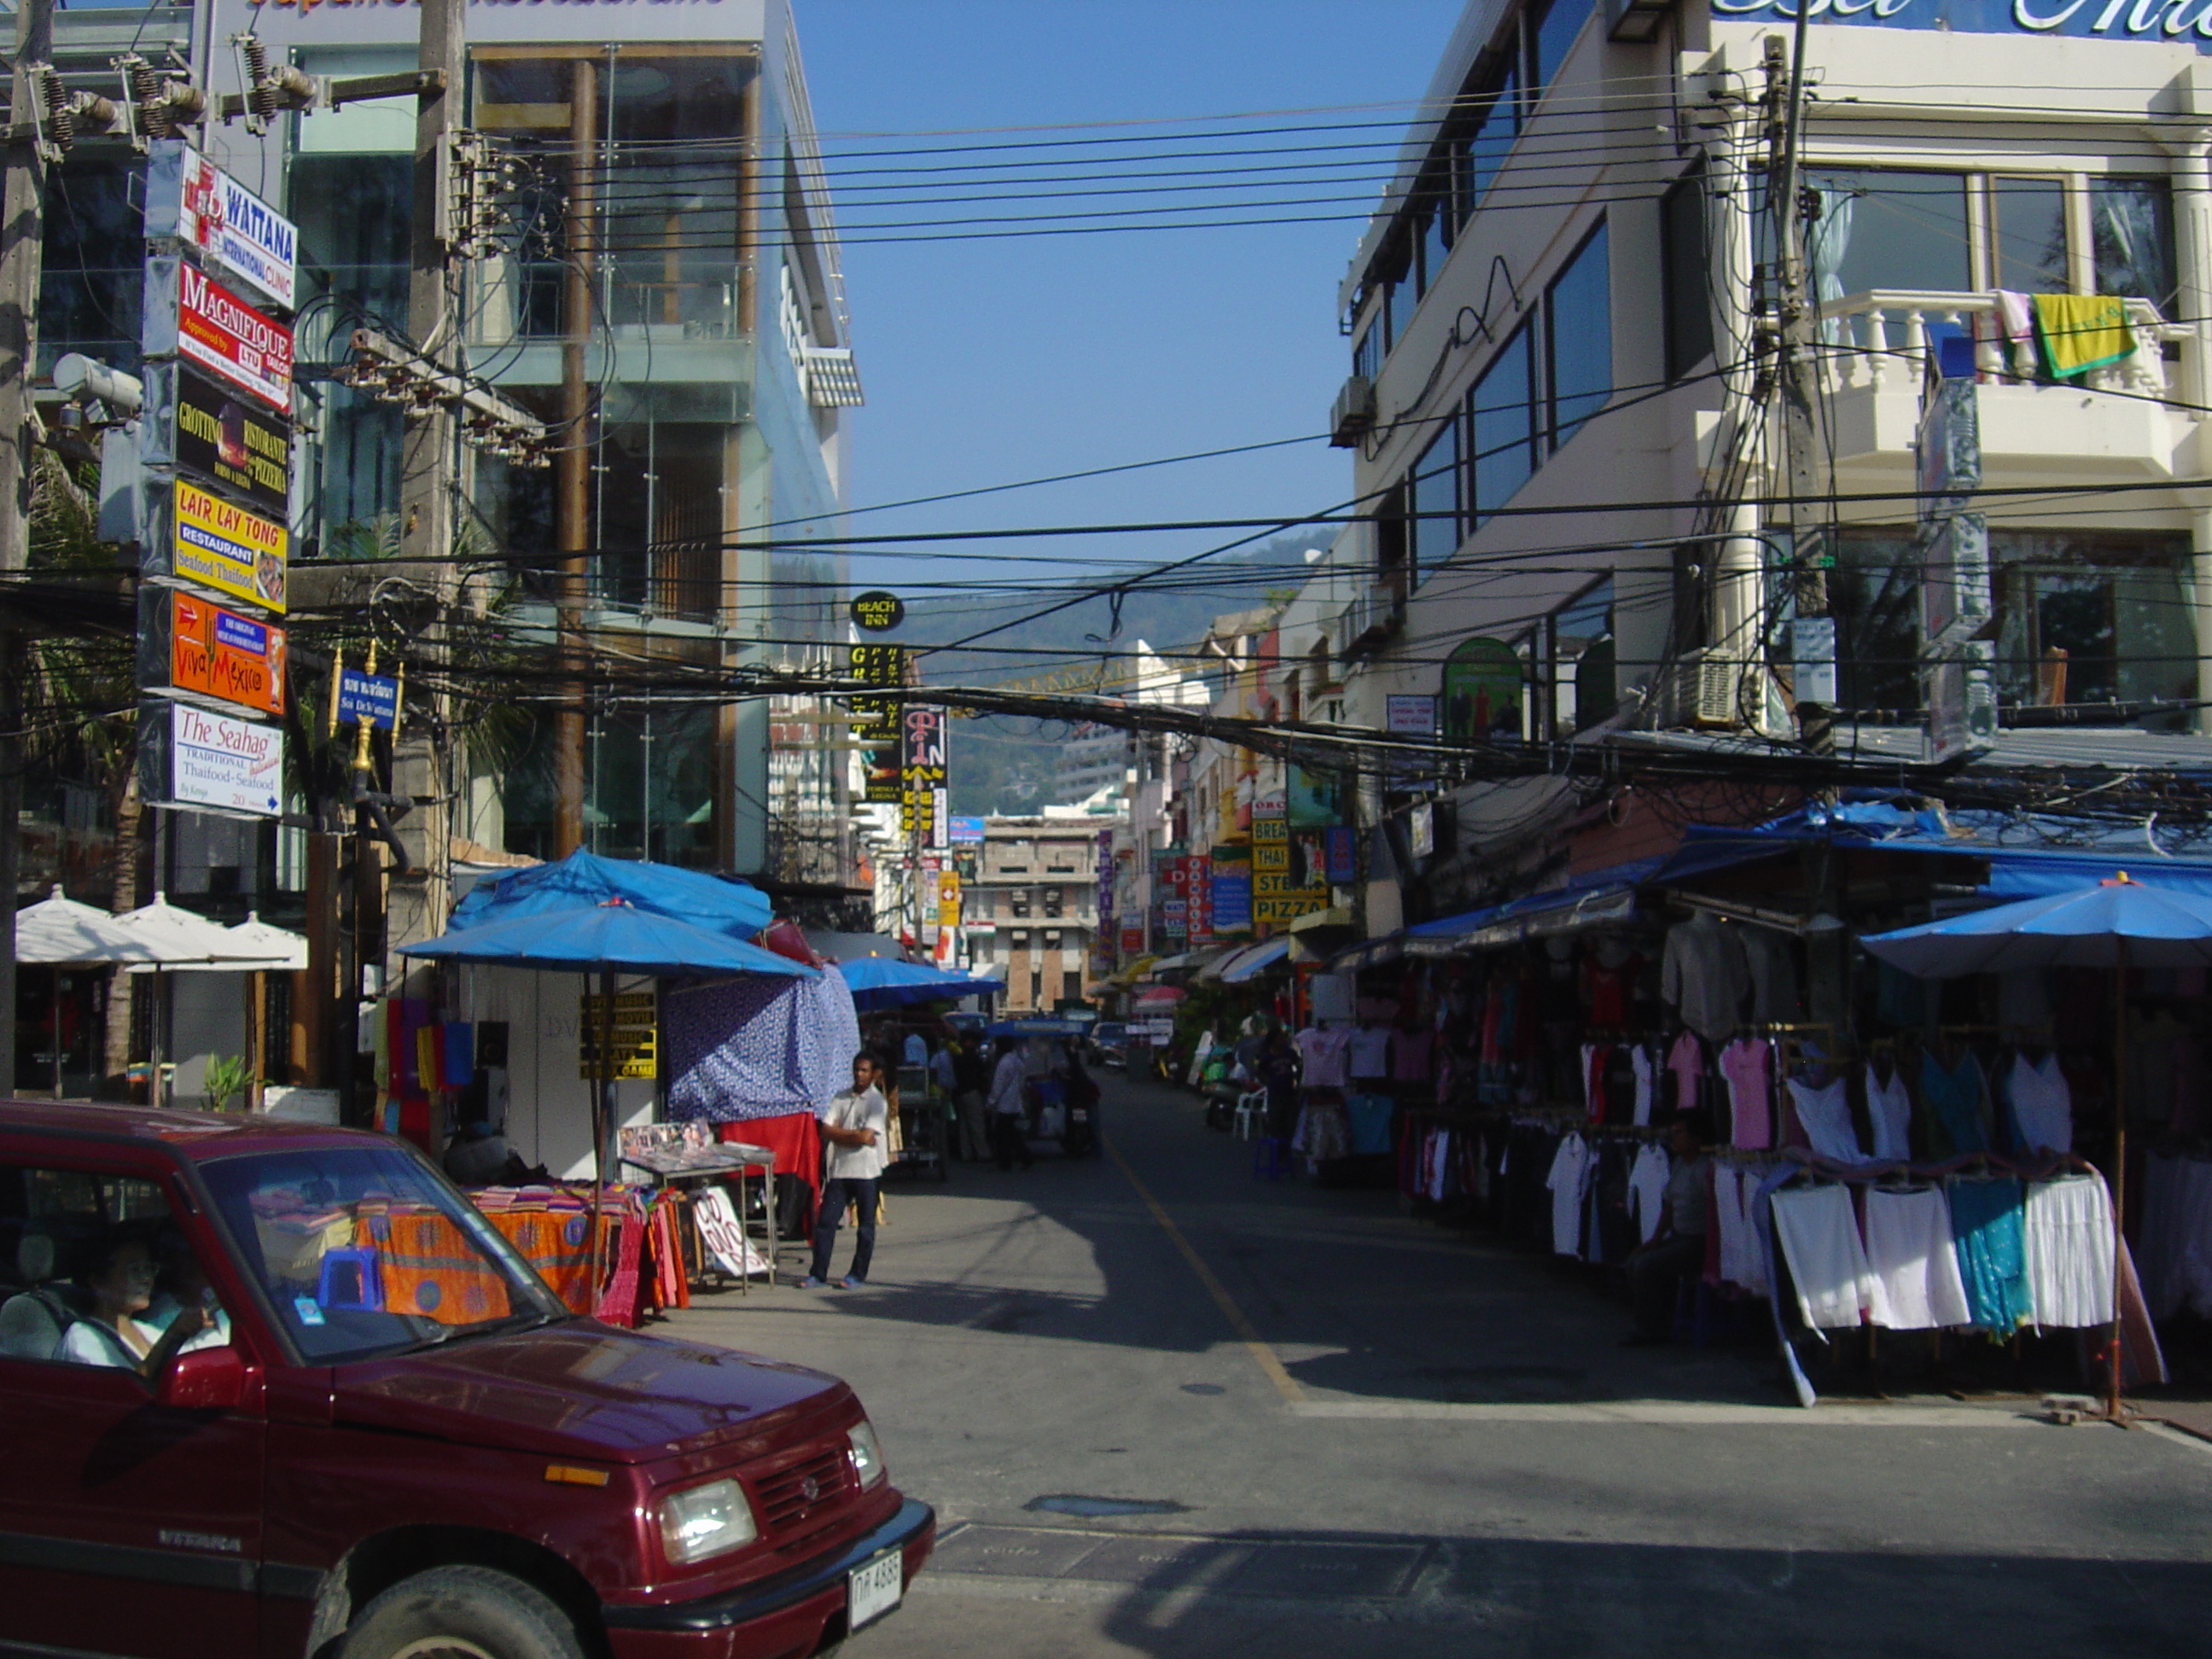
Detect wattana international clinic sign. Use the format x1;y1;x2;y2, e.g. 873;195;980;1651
143;143;297;311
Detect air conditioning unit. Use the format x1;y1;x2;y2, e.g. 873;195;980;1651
1337;585;1406;661
1330;375;1377;447
1660;650;1749;730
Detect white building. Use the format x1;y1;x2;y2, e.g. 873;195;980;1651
1320;0;2212;920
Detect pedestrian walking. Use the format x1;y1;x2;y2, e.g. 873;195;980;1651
987;1038;1033;1171
801;1053;890;1289
1622;1114;1713;1346
952;1034;992;1161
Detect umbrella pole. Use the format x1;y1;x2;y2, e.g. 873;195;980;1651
591;967;614;1307
2108;939;2128;1422
52;965;62;1101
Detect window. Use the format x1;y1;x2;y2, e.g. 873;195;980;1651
2092;178;2177;313
1417;179;1452;299
1529;0;1595;96
1457;63;1521;222
1410;417;1463;584
1991;177;2069;295
1377;239;1411;354
1826;528;2196;720
1807;169;1971;301
1470;324;1537;527
1554;579;1616;733
1661;170;1714;380
0;1166;228;1370
1545;223;1610;451
1353;322;1380;383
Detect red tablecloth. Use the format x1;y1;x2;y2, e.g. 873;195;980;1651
716;1113;821;1233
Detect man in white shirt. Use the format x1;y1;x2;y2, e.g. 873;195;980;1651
987;1039;1033;1171
801;1054;890;1289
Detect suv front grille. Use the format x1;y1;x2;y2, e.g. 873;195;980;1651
754;1445;853;1543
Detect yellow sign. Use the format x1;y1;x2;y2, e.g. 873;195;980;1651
936;870;961;930
171;478;287;613
578;991;656;1081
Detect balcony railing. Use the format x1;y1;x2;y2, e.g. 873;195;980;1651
1816;289;2192;403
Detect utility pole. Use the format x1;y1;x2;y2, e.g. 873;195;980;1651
0;0;54;1094
386;0;465;1009
552;58;597;857
1763;25;1835;757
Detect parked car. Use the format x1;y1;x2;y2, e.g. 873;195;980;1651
0;1102;933;1659
1086;1022;1130;1068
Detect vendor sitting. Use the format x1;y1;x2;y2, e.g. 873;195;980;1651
443;1121;540;1187
1622;1112;1713;1348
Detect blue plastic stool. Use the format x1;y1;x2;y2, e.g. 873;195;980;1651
1253;1135;1289;1180
1672;1276;1716;1348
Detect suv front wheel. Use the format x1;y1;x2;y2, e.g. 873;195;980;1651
342;1566;586;1659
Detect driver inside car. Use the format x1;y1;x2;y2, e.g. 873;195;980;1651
57;1228;218;1376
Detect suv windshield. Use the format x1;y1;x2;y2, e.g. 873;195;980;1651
198;1145;569;1364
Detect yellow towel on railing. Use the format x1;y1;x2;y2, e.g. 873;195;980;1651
2033;293;2133;380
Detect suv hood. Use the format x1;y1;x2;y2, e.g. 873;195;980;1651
335;1323;847;1462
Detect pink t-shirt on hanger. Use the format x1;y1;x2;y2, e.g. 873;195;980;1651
1717;1037;1774;1150
1666;1030;1703;1113
1294;1026;1351;1088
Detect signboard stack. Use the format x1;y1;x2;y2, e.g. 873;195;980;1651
133;141;300;821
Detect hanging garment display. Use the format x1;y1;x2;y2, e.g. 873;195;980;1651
2003;1051;2072;1155
1947;1177;2033;1334
1919;1046;1990;1156
1717;1038;1773;1150
1630;1045;1656;1126
1661;916;1750;1043
1665;1030;1704;1114
1737;927;1802;1024
1347;1025;1392;1080
1769;1184;1874;1330
1860;1186;1972;1330
1627;1143;1670;1245
1712;1163;1767;1294
1546;1132;1592;1258
1864;1061;1912;1163
1787;1075;1864;1165
1294;1025;1352;1088
2020;1174;2116;1328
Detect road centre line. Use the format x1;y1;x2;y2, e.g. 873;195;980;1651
1289;1400;2049;1426
1102;1134;1307;1406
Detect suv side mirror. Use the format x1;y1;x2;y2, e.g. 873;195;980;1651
156;1346;247;1411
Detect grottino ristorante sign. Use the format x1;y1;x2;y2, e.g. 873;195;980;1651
1713;0;2212;40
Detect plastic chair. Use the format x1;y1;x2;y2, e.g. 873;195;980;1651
1253;1136;1289;1180
1233;1089;1267;1140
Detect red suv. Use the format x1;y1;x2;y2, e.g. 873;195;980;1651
0;1102;934;1659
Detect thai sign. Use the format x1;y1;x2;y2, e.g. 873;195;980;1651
162;479;287;613
139;589;286;718
337;668;401;731
146;143;299;310
172;366;290;514
140;699;284;818
172;262;294;414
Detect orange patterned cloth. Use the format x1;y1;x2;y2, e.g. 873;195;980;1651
357;1202;512;1325
482;1208;597;1314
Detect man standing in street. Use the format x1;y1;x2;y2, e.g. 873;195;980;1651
987;1037;1033;1171
802;1052;889;1289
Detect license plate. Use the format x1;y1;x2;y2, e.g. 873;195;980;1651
847;1547;904;1629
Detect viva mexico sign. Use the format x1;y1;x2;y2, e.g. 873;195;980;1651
1714;0;2212;38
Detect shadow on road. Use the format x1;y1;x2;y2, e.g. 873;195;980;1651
919;1517;2212;1656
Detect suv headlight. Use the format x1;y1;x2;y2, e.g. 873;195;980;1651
657;1479;759;1566
847;1419;887;1489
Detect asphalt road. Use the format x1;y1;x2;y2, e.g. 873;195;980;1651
666;1072;2212;1658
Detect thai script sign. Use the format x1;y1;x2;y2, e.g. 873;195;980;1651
338;668;401;731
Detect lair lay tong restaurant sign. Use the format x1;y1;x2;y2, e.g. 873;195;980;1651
161;480;287;614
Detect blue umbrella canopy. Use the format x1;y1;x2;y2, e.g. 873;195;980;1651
450;848;773;940
832;957;1005;1010
402;898;816;979
1860;877;2212;977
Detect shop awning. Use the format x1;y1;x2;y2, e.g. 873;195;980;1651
1330;931;1406;973
1403;858;1663;958
1218;937;1290;983
1148;952;1197;973
1104;955;1155;988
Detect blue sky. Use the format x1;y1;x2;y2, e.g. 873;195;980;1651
795;0;1467;597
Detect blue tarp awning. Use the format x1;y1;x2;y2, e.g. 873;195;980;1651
1220;937;1291;983
833;957;1006;1009
1401;857;1665;957
451;847;774;940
